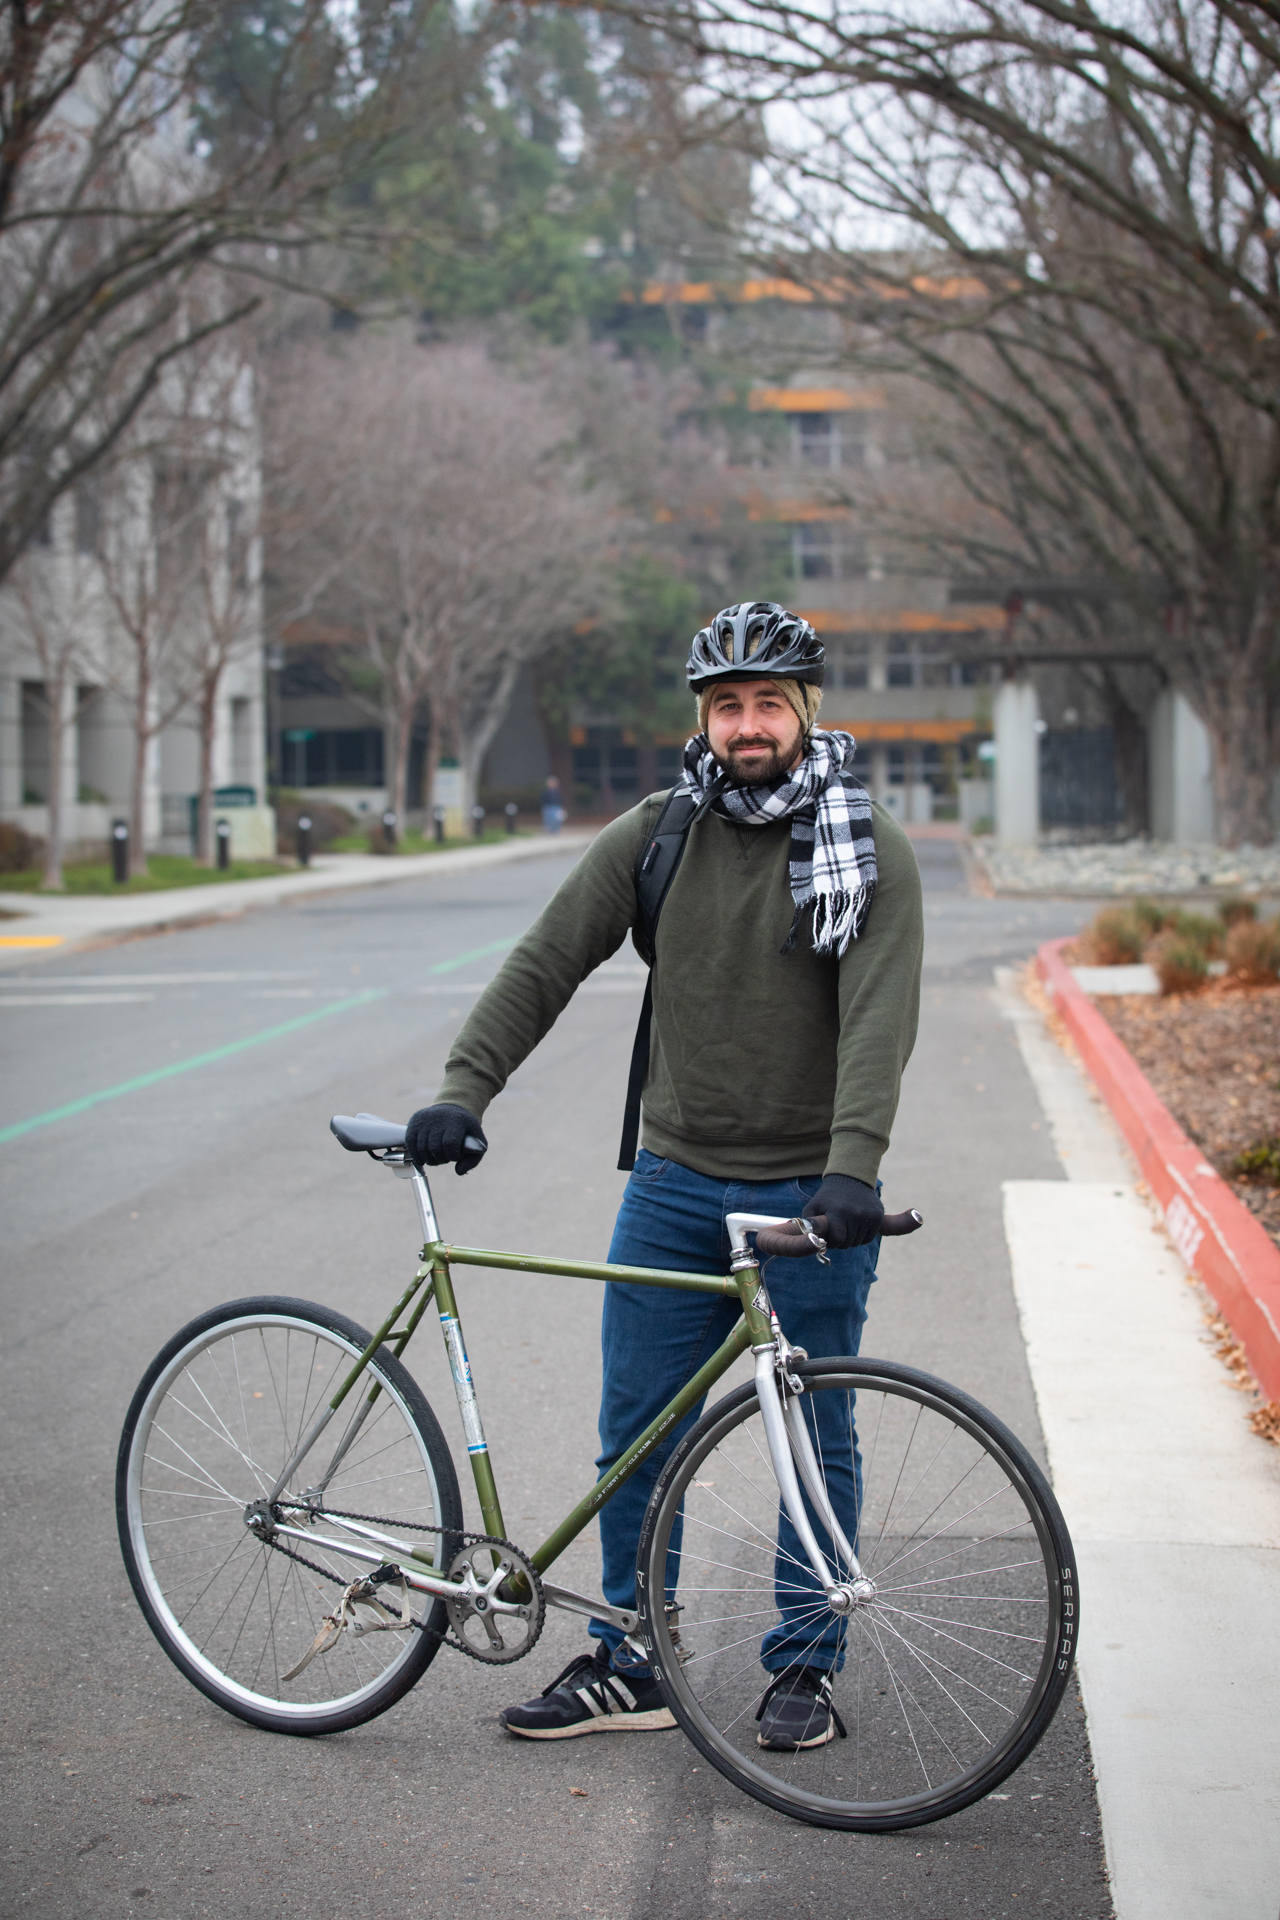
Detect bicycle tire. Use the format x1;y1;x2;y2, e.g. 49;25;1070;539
636;1357;1077;1831
117;1296;464;1736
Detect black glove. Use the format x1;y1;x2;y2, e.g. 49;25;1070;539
805;1173;883;1249
405;1103;487;1175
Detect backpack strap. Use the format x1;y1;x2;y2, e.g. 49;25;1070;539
617;780;723;1172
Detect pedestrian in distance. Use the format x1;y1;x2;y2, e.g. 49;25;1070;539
540;775;565;835
406;601;924;1751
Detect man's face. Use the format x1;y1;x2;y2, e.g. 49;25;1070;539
706;680;807;785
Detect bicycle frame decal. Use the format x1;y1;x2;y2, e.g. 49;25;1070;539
440;1313;485;1454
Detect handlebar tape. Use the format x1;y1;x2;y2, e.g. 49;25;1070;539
752;1209;922;1259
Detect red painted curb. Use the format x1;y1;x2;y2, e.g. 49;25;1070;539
1037;937;1280;1406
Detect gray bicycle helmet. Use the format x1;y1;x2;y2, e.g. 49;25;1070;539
686;601;825;691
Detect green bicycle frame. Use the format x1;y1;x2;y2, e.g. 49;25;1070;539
287;1158;776;1601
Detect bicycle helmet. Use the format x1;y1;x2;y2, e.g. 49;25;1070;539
686;601;825;691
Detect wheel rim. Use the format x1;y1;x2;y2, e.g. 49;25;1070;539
643;1367;1072;1824
124;1313;449;1720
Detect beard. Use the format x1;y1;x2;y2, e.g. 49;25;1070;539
712;730;804;787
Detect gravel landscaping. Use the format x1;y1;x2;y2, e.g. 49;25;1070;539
976;838;1280;896
1095;984;1280;1253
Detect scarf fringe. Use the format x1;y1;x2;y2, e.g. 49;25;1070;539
808;882;874;959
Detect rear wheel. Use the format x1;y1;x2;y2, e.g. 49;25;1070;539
637;1358;1077;1830
117;1296;463;1735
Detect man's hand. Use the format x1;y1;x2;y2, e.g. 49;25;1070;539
405;1103;487;1175
805;1173;883;1249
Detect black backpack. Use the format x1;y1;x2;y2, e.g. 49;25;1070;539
617;780;723;1170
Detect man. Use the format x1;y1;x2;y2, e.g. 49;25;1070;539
540;774;564;835
406;602;923;1750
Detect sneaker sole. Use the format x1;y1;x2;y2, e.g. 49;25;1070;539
757;1723;838;1751
499;1707;677;1740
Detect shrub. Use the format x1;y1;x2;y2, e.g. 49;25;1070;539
0;821;41;872
1224;916;1280;985
1150;931;1210;995
1232;1136;1280;1184
1131;897;1170;936
1217;896;1258;929
1083;906;1146;965
1166;909;1224;955
271;793;357;857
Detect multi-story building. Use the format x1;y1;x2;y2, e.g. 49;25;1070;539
0;367;271;863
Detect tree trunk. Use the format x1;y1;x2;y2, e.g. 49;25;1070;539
456;659;522;823
128;662;152;879
42;667;68;890
195;676;218;866
1197;652;1277;847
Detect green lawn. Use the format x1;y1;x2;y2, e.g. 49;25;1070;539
330;828;524;854
0;855;292;895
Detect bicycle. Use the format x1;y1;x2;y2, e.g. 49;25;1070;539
116;1113;1079;1834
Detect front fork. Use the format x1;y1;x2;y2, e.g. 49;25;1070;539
727;1214;873;1612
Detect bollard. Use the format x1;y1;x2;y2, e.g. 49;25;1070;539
297;815;312;868
382;809;397;853
433;807;445;843
111;819;128;885
472;804;485;840
216;819;231;871
504;802;518;834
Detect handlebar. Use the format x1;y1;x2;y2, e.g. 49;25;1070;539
752;1209;922;1260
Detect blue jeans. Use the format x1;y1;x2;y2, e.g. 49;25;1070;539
591;1151;878;1677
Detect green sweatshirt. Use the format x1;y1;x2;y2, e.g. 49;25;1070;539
438;793;923;1185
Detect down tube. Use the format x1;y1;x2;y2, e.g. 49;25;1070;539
530;1315;754;1577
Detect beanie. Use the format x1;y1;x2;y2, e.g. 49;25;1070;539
696;677;823;738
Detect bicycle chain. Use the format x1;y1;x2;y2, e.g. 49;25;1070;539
263;1504;536;1662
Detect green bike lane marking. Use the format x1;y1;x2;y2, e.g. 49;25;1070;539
0;932;524;1146
428;935;518;975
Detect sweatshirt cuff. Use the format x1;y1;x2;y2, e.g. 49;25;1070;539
823;1130;884;1186
435;1073;493;1122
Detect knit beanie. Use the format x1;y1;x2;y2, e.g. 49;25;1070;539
696;677;823;738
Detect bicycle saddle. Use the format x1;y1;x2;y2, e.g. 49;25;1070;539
330;1112;407;1152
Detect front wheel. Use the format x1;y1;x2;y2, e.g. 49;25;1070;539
117;1296;464;1736
637;1358;1078;1831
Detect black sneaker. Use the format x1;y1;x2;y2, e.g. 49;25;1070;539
756;1668;847;1751
499;1643;676;1740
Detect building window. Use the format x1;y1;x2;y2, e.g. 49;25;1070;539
279;727;384;788
887;637;915;687
837;639;869;689
793;413;837;467
793;523;867;582
74;482;101;555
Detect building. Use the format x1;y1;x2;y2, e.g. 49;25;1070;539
0;363;271;864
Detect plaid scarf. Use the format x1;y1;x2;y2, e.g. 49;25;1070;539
678;728;877;957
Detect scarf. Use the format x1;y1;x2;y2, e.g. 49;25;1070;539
677;728;877;957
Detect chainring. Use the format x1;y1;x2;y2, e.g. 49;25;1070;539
445;1537;545;1664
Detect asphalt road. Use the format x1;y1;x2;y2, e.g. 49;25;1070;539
1;838;1115;1919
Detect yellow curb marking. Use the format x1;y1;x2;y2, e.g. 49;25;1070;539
0;934;64;948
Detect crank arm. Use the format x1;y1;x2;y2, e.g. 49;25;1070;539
542;1583;639;1635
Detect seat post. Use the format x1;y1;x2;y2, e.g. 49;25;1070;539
409;1164;441;1245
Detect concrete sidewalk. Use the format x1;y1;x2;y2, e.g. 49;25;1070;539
0;830;594;965
995;967;1280;1920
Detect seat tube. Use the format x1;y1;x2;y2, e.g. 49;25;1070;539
432;1257;505;1540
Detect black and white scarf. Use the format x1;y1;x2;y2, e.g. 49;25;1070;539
678;728;877;957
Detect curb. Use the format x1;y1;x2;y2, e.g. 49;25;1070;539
1037;937;1280;1404
0;831;594;958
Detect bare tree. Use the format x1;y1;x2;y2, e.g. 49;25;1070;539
96;459;206;876
0;0;480;586
272;332;615;822
5;510;103;888
628;0;1280;843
